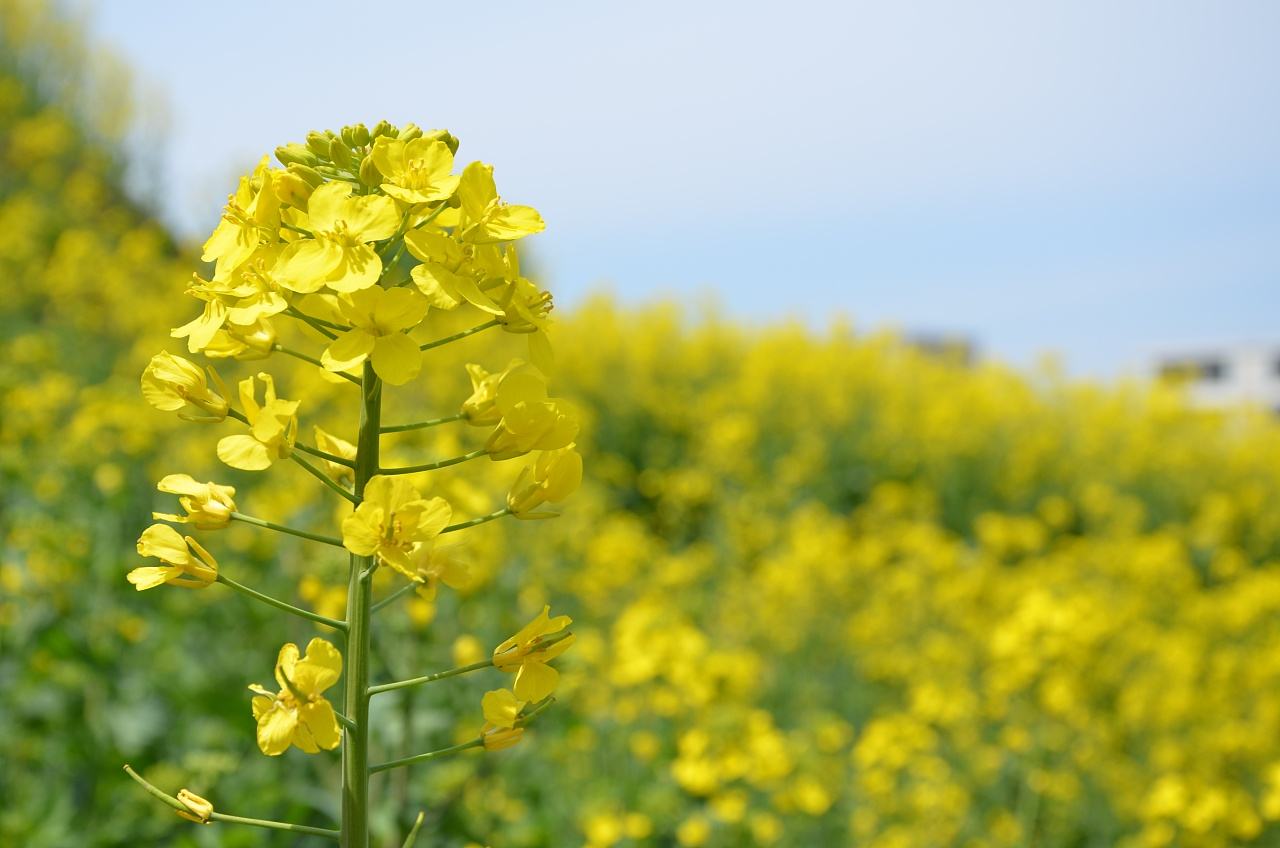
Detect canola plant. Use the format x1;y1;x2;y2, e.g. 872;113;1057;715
5;3;1280;846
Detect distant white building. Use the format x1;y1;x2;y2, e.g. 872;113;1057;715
1154;345;1280;412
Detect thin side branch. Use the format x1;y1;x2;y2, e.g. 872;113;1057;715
216;573;347;631
291;453;359;504
418;319;500;352
380;412;465;434
230;512;344;547
368;738;483;775
295;442;356;468
123;765;340;839
441;508;511;534
378;448;486;476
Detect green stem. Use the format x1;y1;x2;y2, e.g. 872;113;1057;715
123;765;340;839
368;659;493;696
371;581;419;614
285;305;343;340
296;442;357;468
275;344;360;385
441;508;511;534
342;360;381;848
378;448;486;476
291;453;358;504
368;631;573;697
380;412;465;433
215;574;346;631
230;512;344;547
369;738;483;775
418;319;500;352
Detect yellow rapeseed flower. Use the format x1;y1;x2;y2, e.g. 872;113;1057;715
320;286;428;385
340;475;451;578
456;161;544;244
201;157;281;279
216;373;298;470
493;605;574;702
141;352;229;422
485;368;578;460
175;789;214;824
278;182;399;293
151;473;236;529
481;688;526;751
508;446;583;519
370;135;459;204
248;638;342;756
128;524;218;590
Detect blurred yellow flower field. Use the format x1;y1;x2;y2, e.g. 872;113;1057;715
5;3;1280;846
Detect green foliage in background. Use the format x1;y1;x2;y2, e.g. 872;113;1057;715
7;4;1280;847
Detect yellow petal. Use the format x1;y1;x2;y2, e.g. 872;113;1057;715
325;244;382;293
345;193;399;242
481;688;523;728
370;333;422;385
411;496;453;539
299;699;341;751
217;434;272;471
410;264;463;310
513;659;559;702
127;565;183;590
322;328;375;371
256;702;297;755
341;505;383;555
372;287;428;333
137;523;192;565
475;205;545;243
279;239;342;293
293;638;342;695
304;182;352;232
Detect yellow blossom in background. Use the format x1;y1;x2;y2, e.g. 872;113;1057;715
141;352;229;422
216;372;297;470
341;475;451;578
493;606;574;702
128;524;218;590
248;638;342;756
151;474;236;529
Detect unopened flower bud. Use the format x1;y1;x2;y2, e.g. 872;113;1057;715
358;154;381;186
372;119;395;139
399;122;423;142
287;163;325;188
425;128;461;155
141;352;229;422
329;138;353;170
306;130;333;159
175;789;214;824
346;122;371;147
275;142;318;167
273;172;313;206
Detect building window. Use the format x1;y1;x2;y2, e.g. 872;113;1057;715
1159;358;1228;382
1199;359;1227;381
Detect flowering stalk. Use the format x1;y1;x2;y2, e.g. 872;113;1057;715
127;120;584;848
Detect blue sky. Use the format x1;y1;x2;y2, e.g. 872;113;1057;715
91;1;1280;374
